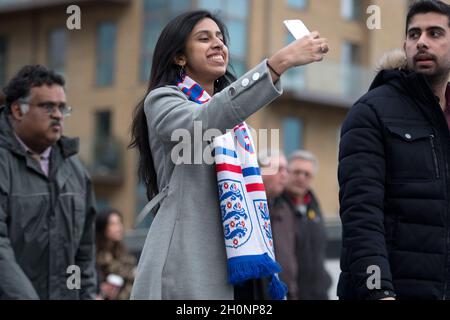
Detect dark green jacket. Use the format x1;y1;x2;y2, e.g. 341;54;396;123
0;106;97;299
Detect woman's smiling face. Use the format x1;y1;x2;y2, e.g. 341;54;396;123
179;18;229;85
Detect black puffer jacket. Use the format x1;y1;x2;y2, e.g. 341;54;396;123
338;54;450;300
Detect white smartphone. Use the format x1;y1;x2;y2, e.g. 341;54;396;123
283;19;310;40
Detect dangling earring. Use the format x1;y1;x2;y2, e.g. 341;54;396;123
179;64;186;79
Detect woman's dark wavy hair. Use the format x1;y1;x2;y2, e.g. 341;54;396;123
130;10;236;200
95;209;126;258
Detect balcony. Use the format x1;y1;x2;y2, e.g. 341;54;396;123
282;60;376;108
0;0;130;13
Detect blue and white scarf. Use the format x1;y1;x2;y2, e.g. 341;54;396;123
176;75;287;300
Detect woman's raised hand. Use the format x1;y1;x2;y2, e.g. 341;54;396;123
267;31;329;81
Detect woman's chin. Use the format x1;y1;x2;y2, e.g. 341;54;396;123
212;69;227;80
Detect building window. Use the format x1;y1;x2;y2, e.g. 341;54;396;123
286;0;308;10
96;22;117;87
48;28;67;75
93;110;121;174
197;0;249;77
96;110;111;139
341;41;361;96
341;0;361;20
140;0;191;82
341;41;361;65
283;117;303;156
0;36;6;87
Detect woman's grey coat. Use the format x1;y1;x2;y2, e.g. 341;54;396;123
131;61;282;299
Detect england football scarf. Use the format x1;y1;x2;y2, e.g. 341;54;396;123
176;75;287;300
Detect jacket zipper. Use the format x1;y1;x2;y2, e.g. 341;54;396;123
430;135;440;179
417;76;449;299
430;134;448;300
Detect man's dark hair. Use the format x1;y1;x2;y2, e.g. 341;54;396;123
406;0;450;34
3;64;65;109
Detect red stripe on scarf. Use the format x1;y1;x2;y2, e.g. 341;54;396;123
246;183;266;193
216;163;242;174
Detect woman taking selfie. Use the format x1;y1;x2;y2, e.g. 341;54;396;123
130;10;328;300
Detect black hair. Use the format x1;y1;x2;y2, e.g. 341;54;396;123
406;0;450;34
95;208;126;257
3;64;65;110
130;10;236;200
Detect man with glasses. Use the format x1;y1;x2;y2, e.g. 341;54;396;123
0;65;97;299
283;150;331;300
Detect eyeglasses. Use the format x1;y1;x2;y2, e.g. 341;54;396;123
19;100;72;117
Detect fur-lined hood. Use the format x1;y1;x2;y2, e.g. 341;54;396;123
375;49;408;72
368;49;437;101
368;49;418;92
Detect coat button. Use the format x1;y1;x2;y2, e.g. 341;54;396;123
241;78;250;87
405;133;412;139
228;87;236;96
252;72;260;81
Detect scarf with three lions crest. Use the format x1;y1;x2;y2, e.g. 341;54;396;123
176;75;287;300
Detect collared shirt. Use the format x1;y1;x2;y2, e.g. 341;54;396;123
444;84;450;131
14;132;52;176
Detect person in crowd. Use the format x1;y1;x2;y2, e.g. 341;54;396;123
129;10;329;299
0;65;97;299
96;209;137;300
338;0;450;299
285;150;331;299
260;149;299;299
